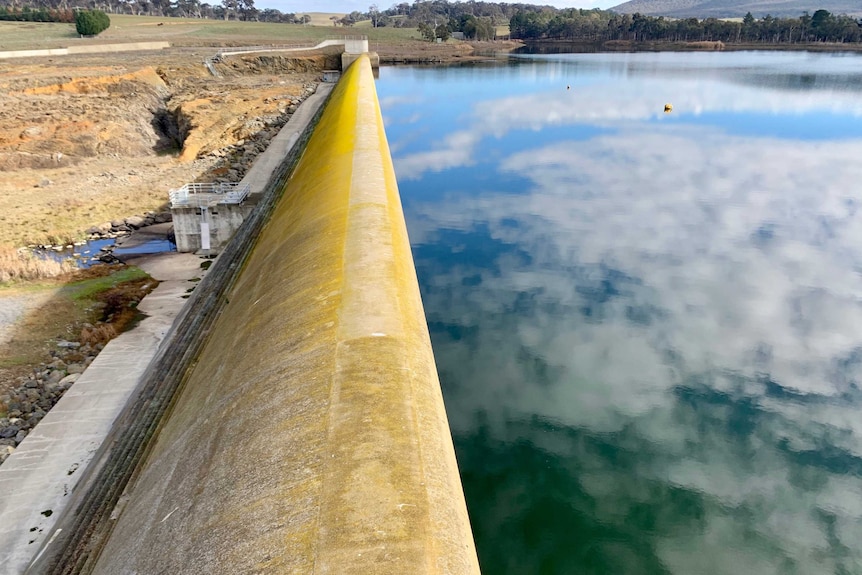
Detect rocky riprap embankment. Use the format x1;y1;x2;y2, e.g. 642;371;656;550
84;211;174;240
204;84;315;184
0;340;101;464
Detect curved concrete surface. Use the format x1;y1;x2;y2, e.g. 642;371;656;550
90;54;480;575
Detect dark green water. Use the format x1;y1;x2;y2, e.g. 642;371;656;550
377;52;862;575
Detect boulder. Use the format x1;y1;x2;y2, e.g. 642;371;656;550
60;373;80;387
125;215;147;229
89;222;113;234
66;364;85;375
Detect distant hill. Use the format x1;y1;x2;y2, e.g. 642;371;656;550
610;0;862;18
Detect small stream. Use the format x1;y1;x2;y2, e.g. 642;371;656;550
35;236;177;268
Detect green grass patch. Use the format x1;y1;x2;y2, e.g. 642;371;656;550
0;355;35;369
0;21;77;50
66;266;149;302
0;265;154;371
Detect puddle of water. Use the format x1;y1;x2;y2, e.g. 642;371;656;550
34;237;177;268
35;238;116;268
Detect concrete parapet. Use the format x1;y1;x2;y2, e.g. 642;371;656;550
67;41;169;55
88;54;480;575
343;50;379;73
0;48;68;59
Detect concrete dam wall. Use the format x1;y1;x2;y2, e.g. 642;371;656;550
43;54;480;574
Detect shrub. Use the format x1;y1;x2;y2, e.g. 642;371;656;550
80;323;117;347
74;9;110;36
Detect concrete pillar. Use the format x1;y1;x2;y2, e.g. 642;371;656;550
343;38;369;53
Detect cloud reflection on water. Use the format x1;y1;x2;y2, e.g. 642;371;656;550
398;117;862;574
392;54;862;181
412;127;862;573
385;54;862;573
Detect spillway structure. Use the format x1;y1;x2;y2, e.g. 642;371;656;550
22;54;480;575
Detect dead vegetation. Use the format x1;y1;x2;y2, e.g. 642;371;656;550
0;244;77;283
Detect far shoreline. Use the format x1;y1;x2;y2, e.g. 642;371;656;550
515;38;862;54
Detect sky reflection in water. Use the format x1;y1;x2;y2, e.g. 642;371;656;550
377;52;862;575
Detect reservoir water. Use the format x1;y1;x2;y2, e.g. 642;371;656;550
377;51;862;575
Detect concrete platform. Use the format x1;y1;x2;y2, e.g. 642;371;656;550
0;252;204;574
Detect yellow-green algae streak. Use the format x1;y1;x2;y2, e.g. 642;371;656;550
91;55;481;575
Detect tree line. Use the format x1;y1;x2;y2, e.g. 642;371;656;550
0;0;286;21
0;0;539;26
0;0;859;44
510;8;862;44
0;5;74;21
0;5;111;34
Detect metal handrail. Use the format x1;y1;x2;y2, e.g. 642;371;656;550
169;182;250;208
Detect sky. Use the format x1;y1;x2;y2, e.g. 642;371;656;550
252;0;619;14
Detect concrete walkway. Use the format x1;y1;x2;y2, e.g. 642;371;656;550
0;252;203;575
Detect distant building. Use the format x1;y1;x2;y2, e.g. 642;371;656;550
452;32;466;41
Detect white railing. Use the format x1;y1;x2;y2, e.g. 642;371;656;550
169;182;250;208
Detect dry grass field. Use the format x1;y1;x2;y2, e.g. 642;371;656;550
0;13;423;52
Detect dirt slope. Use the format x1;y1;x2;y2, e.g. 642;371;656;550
0;49;335;247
